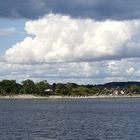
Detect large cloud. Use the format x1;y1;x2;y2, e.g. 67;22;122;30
4;14;140;64
0;0;140;20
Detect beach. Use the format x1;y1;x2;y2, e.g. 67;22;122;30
1;94;140;99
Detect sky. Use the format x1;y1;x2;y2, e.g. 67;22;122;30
1;0;140;84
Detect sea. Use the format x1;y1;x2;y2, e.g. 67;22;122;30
0;98;140;140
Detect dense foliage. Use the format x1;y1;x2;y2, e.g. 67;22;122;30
0;80;140;96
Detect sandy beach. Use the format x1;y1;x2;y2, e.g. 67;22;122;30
0;94;140;99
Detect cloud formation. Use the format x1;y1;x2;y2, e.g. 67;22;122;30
0;0;140;20
1;58;140;84
4;14;140;64
1;1;140;84
0;28;15;37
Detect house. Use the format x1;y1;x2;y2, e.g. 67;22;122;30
44;89;52;92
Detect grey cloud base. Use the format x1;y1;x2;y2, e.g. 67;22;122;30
0;59;140;84
0;0;140;20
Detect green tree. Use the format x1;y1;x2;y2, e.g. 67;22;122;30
0;80;20;95
35;80;51;95
72;86;91;96
55;84;70;96
52;83;57;92
129;85;140;94
66;83;78;92
20;79;35;94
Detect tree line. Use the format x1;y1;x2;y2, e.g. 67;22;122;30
0;79;140;96
0;79;99;96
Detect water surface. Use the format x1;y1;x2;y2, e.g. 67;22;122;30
0;98;140;140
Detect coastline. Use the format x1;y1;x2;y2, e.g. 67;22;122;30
0;94;140;99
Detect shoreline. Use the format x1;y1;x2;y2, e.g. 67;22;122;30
0;94;140;99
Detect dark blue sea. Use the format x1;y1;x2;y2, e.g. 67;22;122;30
0;98;140;140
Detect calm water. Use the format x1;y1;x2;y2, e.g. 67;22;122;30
0;98;140;140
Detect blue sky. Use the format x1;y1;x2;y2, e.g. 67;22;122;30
0;19;27;54
1;0;140;84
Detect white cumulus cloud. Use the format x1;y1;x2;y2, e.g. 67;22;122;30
4;14;140;64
